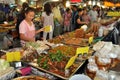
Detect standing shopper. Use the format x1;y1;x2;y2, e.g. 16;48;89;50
88;5;98;22
3;4;10;21
41;3;54;40
52;4;63;36
75;8;88;29
71;5;78;31
63;8;72;32
82;7;91;24
19;7;43;46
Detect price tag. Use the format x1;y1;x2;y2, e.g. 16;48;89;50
89;37;93;44
44;25;52;32
76;47;89;55
65;55;77;69
6;52;14;62
14;51;21;61
6;51;21;62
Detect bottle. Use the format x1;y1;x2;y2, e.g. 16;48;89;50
98;27;103;37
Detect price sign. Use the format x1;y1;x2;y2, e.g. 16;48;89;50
6;51;21;62
6;52;14;62
14;51;21;61
44;25;52;32
65;55;77;69
89;37;93;44
76;47;89;55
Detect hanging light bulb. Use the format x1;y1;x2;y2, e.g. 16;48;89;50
66;1;70;7
97;2;101;6
21;0;26;2
88;0;92;5
93;1;96;6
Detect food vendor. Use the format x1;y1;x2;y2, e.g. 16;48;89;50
19;7;43;46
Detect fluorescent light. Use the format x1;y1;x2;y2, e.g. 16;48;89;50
83;4;86;7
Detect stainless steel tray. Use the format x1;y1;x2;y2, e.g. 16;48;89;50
29;59;85;80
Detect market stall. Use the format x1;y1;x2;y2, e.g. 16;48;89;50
0;16;120;80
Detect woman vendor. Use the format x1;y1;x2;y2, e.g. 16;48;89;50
19;7;43;46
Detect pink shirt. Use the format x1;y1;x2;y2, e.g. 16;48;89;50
64;12;71;27
19;20;35;46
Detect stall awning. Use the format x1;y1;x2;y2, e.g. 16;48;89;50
70;0;82;3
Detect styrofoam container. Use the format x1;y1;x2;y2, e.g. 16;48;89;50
69;74;91;80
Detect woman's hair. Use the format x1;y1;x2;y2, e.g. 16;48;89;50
44;3;52;16
22;2;29;10
66;8;70;12
24;7;35;14
77;8;83;12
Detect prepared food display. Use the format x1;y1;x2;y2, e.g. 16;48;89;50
75;28;85;38
48;36;63;44
48;45;76;56
21;48;39;62
30;50;82;79
25;41;55;53
63;38;88;46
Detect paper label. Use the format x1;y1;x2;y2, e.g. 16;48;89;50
89;36;93;44
6;51;21;62
44;25;52;32
76;47;89;55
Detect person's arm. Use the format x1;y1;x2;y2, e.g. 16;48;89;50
20;33;35;42
77;18;88;25
35;28;43;34
41;12;44;24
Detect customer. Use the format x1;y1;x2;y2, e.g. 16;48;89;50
82;7;91;24
63;8;72;32
71;5;78;31
19;7;43;46
75;8;88;29
41;3;54;40
88;5;98;22
52;4;63;36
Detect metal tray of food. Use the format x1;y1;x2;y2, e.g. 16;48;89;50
62;38;89;47
28;52;86;80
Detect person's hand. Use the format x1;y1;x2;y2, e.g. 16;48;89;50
29;38;35;42
38;28;44;33
85;22;89;25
